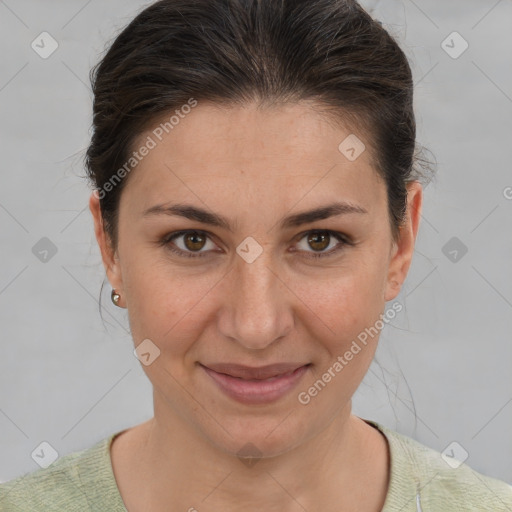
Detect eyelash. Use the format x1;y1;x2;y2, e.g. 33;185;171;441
160;229;353;260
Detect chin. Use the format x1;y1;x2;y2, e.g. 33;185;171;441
200;412;314;461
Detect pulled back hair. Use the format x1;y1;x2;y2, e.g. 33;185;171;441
85;0;434;253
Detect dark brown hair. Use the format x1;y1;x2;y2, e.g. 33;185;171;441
85;0;434;254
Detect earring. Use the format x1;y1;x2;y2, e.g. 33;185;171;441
111;288;121;307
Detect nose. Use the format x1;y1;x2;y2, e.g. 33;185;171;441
217;249;294;351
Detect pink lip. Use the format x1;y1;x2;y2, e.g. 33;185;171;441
200;363;311;404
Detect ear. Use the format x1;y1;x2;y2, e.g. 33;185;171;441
384;181;423;302
89;191;125;306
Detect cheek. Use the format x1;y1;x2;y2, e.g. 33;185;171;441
122;257;217;353
297;270;386;408
300;261;387;336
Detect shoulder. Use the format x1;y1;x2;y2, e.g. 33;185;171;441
366;420;512;512
0;432;126;512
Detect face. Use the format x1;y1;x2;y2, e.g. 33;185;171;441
90;101;422;458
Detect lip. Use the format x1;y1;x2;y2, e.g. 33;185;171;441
200;362;311;404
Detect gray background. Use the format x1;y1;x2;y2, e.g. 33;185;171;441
1;0;511;485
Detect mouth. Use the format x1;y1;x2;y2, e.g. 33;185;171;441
199;362;312;404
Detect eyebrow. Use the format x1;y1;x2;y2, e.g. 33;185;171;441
142;201;368;231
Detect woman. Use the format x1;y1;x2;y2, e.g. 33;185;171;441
1;0;511;510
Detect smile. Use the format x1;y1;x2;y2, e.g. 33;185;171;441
199;363;311;405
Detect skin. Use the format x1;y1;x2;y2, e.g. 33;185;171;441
89;100;422;512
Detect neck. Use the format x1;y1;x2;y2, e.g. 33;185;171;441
112;396;389;512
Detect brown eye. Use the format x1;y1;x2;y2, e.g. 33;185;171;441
295;230;351;259
183;231;207;251
163;230;216;258
307;232;330;252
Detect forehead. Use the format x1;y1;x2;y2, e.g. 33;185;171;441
121;101;384;214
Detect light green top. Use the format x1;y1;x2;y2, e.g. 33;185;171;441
1;419;511;511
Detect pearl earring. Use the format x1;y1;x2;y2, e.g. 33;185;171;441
111;289;121;307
